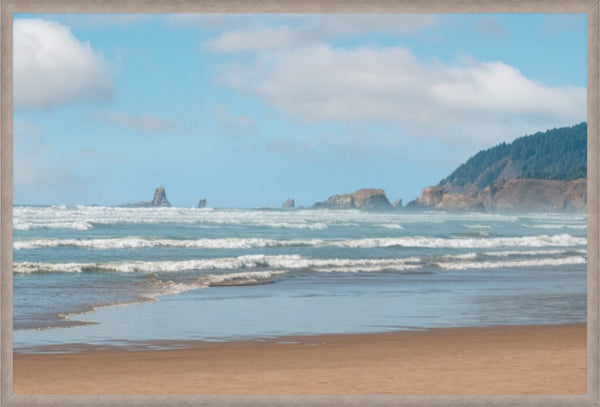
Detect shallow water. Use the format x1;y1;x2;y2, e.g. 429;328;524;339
13;206;587;350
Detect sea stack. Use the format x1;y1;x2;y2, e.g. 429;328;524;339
392;199;403;209
118;186;172;207
313;189;393;211
197;198;207;208
151;186;171;207
282;199;295;209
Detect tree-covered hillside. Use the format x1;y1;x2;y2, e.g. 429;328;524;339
439;123;587;191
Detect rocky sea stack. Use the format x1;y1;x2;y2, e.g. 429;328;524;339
151;187;171;207
119;186;172;208
282;199;295;209
314;189;393;211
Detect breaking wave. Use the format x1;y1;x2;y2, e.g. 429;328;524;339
13;234;586;251
436;256;587;270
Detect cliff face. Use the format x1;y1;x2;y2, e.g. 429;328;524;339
314;188;393;211
409;186;483;211
482;178;586;211
410;179;586;212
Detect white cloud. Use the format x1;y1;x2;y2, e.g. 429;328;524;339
202;14;440;53
205;25;305;53
214;44;586;148
14;122;81;203
14;19;114;110
213;104;257;134
93;110;179;133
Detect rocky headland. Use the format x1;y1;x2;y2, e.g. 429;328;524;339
407;179;586;212
406;123;587;212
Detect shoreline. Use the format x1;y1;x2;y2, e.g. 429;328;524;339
14;323;586;394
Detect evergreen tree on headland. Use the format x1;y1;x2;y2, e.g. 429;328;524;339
439;122;586;191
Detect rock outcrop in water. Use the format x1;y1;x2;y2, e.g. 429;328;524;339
197;198;207;208
282;199;295;209
392;199;403;209
313;188;393;211
407;186;484;211
119;186;172;208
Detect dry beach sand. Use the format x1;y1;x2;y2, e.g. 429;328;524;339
14;323;586;394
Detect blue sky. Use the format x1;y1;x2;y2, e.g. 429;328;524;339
13;13;586;207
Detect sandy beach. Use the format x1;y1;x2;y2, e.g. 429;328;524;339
13;323;586;394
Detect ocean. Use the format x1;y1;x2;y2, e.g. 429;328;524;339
13;205;587;351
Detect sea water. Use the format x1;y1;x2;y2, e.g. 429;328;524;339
13;206;587;350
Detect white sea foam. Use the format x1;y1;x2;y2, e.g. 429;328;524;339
13;219;94;231
439;253;479;260
436;256;587;270
12;255;423;274
438;249;587;261
482;249;587;257
529;224;587;230
13;237;323;250
151;271;286;295
378;224;404;229
203;270;287;285
329;234;586;249
13;233;587;251
311;264;422;273
14;205;558;231
17;249;585;275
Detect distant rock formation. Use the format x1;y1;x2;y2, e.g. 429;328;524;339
151;187;170;206
392;199;403;209
314;189;393;211
197;198;207;208
407;179;586;212
282;199;295;209
119;186;172;208
407;186;484;211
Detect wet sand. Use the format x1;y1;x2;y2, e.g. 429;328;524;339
13;323;586;394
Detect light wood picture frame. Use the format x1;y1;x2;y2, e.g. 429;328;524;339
1;1;598;406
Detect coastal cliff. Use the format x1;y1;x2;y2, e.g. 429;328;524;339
409;179;586;212
407;123;587;211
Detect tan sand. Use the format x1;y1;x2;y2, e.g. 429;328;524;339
13;323;586;394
